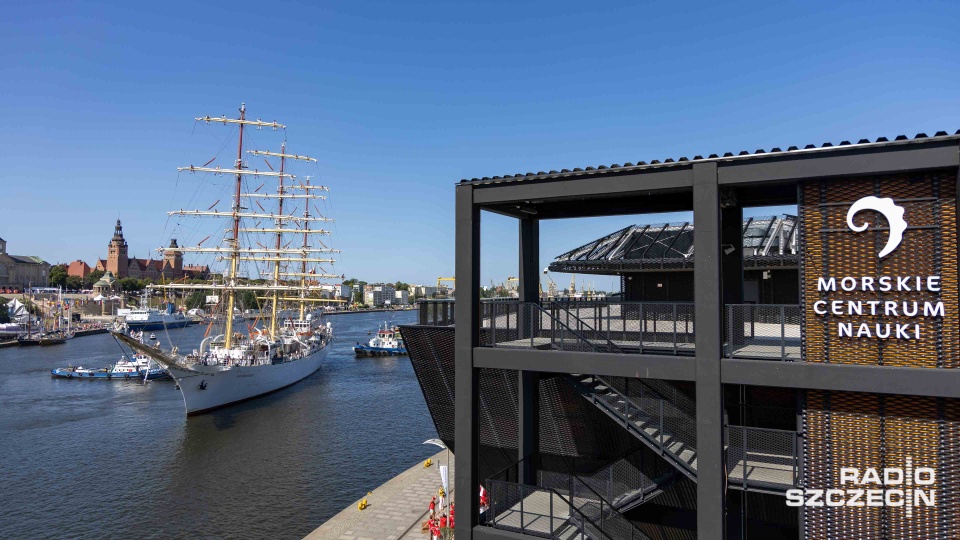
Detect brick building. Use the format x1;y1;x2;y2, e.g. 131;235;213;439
77;220;209;282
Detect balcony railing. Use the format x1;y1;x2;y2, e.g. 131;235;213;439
725;304;801;361
418;299;455;326
416;299;804;361
725;425;801;492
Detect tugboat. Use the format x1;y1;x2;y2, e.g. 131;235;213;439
354;323;407;357
51;353;170;380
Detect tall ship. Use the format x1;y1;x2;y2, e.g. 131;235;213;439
115;103;344;415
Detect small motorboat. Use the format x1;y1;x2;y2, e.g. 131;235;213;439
51;353;170;380
148;333;157;340
354;323;407;357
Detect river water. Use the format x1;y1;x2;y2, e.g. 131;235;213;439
0;310;438;539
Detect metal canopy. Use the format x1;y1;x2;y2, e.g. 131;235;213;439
550;215;798;274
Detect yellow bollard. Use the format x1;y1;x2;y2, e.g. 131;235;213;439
358;498;368;511
424;458;433;468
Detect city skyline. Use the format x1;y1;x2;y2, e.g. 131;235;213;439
4;1;960;286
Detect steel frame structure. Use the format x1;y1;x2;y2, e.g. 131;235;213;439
455;134;960;540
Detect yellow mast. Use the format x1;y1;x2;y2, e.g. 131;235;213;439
224;103;247;349
269;142;287;340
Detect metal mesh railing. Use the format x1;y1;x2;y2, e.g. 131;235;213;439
481;301;619;353
725;425;800;492
479;300;698;355
550;301;696;355
726;304;802;361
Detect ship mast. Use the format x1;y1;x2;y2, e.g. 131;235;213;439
269;143;287;340
300;179;311;320
224;102;247;349
154;105;350;338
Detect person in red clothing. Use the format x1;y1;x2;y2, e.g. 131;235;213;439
429;517;440;540
449;503;455;528
428;495;436;518
479;485;489;509
439;514;447;529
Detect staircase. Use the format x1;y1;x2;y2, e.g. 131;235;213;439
547;302;798;494
486;454;655;540
569;374;699;482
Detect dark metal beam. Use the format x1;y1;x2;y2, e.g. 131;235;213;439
455;184;481;540
518;218;539;303
693;161;726;539
717;142;959;185
473;167;694;205
474;526;536;540
473;347;697;380
722;359;960;398
721;206;743;307
518;217;540;484
482;191;693;220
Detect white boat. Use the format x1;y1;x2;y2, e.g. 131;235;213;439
51;353;170;380
114;103;343;415
0;323;22;339
125;303;191;331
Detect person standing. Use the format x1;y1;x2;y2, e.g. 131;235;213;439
428;496;436;518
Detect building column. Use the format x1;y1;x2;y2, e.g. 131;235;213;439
693;162;726;538
721;204;743;348
518;217;540;485
455;184;481;540
721;205;743;308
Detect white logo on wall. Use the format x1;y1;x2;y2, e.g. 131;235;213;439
786;457;935;517
811;196;943;341
846;196;908;258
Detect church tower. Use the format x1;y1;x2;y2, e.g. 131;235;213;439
106;219;129;277
164;238;184;279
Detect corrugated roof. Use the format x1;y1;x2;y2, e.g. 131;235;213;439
460;130;960;185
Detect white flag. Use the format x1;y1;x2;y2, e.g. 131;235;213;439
439;465;449;492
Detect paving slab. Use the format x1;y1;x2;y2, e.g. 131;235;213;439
304;451;455;540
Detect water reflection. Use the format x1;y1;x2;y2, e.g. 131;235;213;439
0;311;437;539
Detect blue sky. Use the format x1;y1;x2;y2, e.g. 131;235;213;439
3;1;960;288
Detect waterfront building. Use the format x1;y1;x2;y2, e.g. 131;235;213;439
92;270;118;296
80;220;209;282
66;260;93;279
411;285;438;299
403;130;960;539
0;236;51;289
364;283;397;306
395;290;409;305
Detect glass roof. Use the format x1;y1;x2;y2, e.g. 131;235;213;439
554;215;797;263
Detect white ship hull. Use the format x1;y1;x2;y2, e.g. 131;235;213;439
114;332;330;415
171;345;330;415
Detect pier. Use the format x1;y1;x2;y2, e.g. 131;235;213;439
304;450;454;540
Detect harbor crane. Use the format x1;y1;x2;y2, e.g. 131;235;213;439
437;277;455;297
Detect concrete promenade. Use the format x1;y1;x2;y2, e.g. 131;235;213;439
304;450;454;540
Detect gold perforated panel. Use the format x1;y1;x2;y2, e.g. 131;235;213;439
803;392;960;539
800;172;958;367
